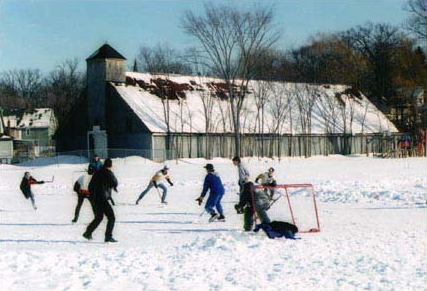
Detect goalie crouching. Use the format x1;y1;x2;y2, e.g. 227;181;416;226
235;182;271;231
255;167;277;199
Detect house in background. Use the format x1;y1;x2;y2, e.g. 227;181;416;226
0;110;13;163
56;44;400;160
1;108;57;161
1;108;57;148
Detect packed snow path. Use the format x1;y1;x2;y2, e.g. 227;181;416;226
1;156;426;291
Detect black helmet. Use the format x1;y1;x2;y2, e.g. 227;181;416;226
204;163;214;171
88;164;95;175
243;182;254;192
103;158;113;168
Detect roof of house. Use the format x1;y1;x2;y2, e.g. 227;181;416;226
110;72;398;135
2;108;55;129
0;134;12;141
86;44;126;61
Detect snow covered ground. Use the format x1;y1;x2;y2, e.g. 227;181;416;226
0;155;426;291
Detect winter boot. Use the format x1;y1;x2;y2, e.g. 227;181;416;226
72;218;78;223
105;237;118;243
82;232;92;240
218;214;225;221
161;199;168;205
209;212;219;222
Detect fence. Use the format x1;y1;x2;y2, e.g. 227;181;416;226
8;132;424;166
165;132;420;159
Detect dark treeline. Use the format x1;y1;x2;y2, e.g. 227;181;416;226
0;0;425;140
0;59;85;126
135;23;426;139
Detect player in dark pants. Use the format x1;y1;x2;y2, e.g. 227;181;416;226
20;172;44;210
72;165;95;223
82;158;118;243
89;155;115;206
235;182;271;231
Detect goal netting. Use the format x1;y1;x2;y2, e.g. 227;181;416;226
256;184;320;233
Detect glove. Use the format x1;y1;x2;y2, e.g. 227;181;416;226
39;181;45;184
234;204;243;214
195;197;203;206
255;178;259;183
167;179;173;186
113;187;118;193
152;181;158;188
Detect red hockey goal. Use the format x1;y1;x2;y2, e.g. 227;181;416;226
256;183;321;233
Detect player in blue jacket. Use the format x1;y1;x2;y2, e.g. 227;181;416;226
195;164;225;222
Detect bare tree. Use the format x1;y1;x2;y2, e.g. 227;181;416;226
355;100;370;154
181;3;280;156
295;84;318;157
404;0;427;40
268;82;290;158
137;43;192;75
137;43;182;157
47;58;85;125
342;22;403;105
314;92;341;155
1;69;43;107
186;49;216;158
185;100;194;157
253;80;270;156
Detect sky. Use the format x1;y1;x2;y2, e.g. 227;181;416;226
0;0;409;74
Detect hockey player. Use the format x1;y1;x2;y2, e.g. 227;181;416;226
89;155;115;205
19;172;44;210
255;167;277;199
83;158;119;243
135;165;173;205
89;154;103;172
72;164;95;223
232;156;250;194
89;155;116;205
234;182;271;231
195;164;225;222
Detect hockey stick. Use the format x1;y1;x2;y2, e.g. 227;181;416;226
155;187;164;203
44;176;55;183
268;194;284;208
192;209;206;224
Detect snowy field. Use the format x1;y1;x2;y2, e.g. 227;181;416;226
0;155;426;291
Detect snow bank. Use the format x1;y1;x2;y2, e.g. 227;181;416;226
0;156;426;290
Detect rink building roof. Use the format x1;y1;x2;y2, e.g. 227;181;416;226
55;44;399;158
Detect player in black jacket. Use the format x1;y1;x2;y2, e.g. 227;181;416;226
82;158;119;243
19;172;44;210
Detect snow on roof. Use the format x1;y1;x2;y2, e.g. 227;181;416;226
0;135;12;140
2;108;54;129
112;72;398;135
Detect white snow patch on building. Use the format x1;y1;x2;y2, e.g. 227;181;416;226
113;72;397;134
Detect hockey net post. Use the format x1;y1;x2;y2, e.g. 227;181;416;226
255;183;320;233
